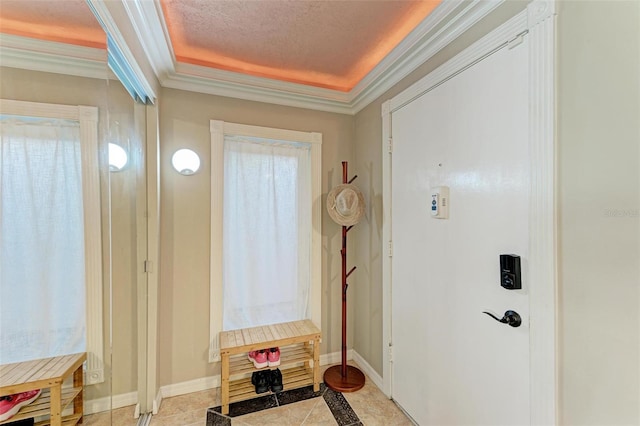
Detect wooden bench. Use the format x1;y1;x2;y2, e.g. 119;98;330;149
0;353;86;426
219;320;321;415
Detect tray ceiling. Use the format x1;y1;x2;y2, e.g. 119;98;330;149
0;0;105;49
0;0;438;90
160;0;440;92
0;0;503;113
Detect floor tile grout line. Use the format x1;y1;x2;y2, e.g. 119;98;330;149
299;395;325;425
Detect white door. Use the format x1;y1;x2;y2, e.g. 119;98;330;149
390;38;531;425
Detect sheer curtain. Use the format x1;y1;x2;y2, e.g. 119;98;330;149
222;135;311;330
0;116;86;364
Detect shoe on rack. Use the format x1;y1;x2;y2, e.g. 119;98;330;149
251;370;269;394
248;349;268;369
269;368;283;393
0;389;42;422
267;347;280;367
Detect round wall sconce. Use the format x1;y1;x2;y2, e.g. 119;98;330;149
108;143;128;172
172;149;201;175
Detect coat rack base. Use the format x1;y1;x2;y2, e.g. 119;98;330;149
323;365;365;392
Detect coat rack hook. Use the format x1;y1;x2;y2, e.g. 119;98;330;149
346;266;356;278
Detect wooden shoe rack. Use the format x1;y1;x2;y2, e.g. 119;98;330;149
219;320;321;415
0;352;86;426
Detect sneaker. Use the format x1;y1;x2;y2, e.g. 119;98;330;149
269;368;283;393
0;389;42;421
251;370;269;394
267;347;280;367
248;349;268;369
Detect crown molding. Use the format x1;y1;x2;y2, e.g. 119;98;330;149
162;67;354;115
125;0;506;114
2;0;507;115
170;61;355;113
0;34;110;80
174;62;352;103
351;0;505;113
122;0;175;79
87;0;158;99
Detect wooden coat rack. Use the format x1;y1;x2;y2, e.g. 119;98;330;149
323;161;366;392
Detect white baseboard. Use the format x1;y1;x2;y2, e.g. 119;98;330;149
84;391;138;415
320;349;354;366
152;391;161;415
161;374;221;398
351;350;384;392
322;348;384;391
154;374;221;414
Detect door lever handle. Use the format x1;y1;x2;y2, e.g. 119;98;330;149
483;310;522;328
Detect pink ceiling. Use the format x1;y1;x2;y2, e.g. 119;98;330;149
161;0;441;92
0;0;442;93
0;0;106;49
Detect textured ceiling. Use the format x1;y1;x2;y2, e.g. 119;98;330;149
160;0;441;91
0;0;441;93
0;0;105;49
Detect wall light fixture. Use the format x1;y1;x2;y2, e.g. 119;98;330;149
172;149;201;175
108;143;128;172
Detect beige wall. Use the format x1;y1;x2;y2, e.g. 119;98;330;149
157;87;355;386
352;0;528;376
558;1;640;424
0;67;139;399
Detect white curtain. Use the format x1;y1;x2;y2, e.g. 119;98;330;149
222;135;311;330
0;116;86;364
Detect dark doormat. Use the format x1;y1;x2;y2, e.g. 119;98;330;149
207;383;362;425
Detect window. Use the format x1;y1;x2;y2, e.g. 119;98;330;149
209;121;321;362
0;99;104;384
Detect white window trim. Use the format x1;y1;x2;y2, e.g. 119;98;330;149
208;120;322;362
0;99;104;384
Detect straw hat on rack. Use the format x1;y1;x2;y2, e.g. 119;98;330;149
326;183;365;226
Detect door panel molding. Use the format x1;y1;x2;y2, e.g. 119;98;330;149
526;1;557;424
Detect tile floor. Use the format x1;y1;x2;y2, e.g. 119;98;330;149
83;363;413;425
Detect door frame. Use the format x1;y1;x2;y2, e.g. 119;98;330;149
381;1;557;424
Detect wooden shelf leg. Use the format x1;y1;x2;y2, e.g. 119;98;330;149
221;353;230;415
50;383;62;426
313;337;320;392
304;341;311;370
74;365;84;423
